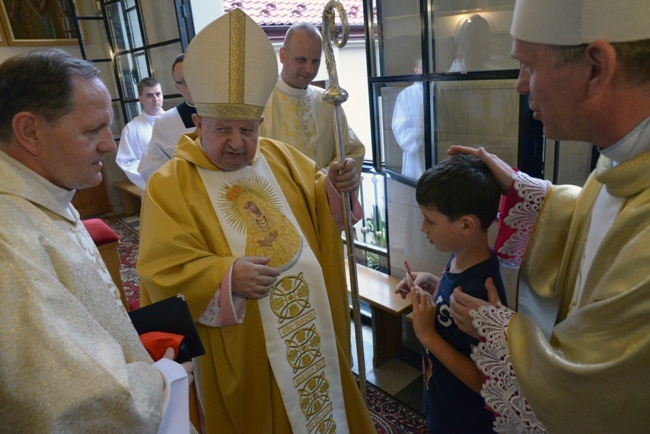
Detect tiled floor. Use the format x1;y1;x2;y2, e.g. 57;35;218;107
350;317;424;414
121;214;141;231
117;214;424;414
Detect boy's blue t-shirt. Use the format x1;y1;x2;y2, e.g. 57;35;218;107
423;251;508;434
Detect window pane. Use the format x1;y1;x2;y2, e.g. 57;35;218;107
431;0;519;73
545;140;593;185
355;171;387;255
373;80;430;180
140;0;181;44
123;101;141;123
389;81;427;180
93;60;119;98
115;51;148;100
148;43;184;96
111;101;125;137
434;79;519;167
368;0;422;77
106;0;142;52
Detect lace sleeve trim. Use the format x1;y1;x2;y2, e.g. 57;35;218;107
198;289;224;327
496;172;551;268
470;304;546;433
198;266;245;327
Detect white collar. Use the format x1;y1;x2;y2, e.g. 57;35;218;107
275;77;312;97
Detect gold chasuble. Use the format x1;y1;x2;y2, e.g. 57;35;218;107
509;152;650;433
197;154;349;433
137;135;375;434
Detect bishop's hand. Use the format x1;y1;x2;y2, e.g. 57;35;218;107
231;256;281;300
327;158;359;193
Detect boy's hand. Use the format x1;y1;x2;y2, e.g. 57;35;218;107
395;271;440;299
395;278;410;298
411;286;437;342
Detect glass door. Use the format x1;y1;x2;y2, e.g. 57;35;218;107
72;0;195;134
364;0;526;185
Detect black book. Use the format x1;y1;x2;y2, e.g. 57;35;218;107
128;294;205;363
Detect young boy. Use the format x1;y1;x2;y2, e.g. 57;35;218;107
396;155;508;433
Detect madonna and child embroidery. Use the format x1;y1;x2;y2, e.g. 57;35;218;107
198;155;349;434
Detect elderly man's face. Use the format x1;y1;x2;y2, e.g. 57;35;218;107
38;77;115;190
195;117;260;171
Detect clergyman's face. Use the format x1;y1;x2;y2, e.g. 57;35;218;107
280;31;322;89
173;62;194;105
513;39;588;141
194;116;261;171
138;84;163;116
38;77;116;190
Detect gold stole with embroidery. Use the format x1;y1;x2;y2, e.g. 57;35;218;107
197;155;349;434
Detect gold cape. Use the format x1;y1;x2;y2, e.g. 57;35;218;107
0;152;165;433
137;134;376;433
511;150;650;433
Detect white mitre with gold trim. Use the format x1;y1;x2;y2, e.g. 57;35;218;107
183;9;278;120
511;0;650;45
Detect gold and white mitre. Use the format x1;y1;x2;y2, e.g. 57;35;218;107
183;8;278;120
512;0;650;45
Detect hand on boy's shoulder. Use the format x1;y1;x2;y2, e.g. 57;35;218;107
449;278;501;339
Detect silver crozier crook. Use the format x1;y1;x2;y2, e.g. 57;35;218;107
321;0;367;402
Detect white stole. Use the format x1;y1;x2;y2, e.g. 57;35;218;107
197;155;349;434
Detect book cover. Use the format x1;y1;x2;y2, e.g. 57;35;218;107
128;294;205;362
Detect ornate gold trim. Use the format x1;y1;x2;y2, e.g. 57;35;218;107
230;9;245;104
195;103;263;120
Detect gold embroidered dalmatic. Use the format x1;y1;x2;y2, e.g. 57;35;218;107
260;78;365;175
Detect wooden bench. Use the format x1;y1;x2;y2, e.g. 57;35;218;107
114;180;143;216
345;261;412;368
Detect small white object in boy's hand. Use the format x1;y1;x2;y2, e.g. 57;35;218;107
414;286;435;306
